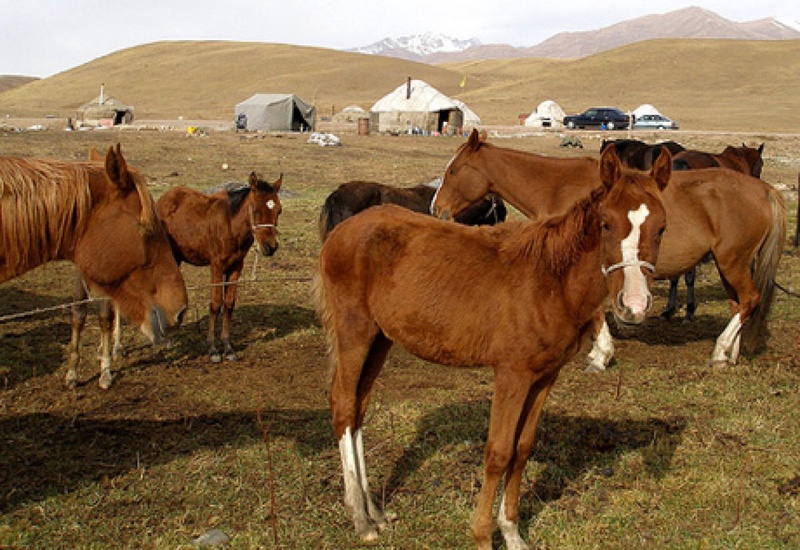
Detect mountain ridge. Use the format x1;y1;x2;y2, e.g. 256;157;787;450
353;7;800;63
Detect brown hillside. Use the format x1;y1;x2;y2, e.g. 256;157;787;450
0;75;38;94
0;41;474;121
447;38;800;131
0;39;798;132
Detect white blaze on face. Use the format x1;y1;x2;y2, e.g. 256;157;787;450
266;199;276;210
620;204;651;317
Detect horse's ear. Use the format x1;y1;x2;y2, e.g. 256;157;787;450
599;143;621;190
88;147;103;162
650;148;672;192
758;143;765;155
107;143;134;192
248;171;259;187
273;173;283;192
466;128;482;151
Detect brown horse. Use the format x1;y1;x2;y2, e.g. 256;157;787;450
318;178;506;240
432;130;785;369
673;143;764;177
156;172;283;362
0;145;188;385
316;145;669;548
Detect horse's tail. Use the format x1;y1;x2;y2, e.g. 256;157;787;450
311;267;338;389
741;186;787;354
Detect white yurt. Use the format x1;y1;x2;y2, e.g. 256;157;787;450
524;100;566;129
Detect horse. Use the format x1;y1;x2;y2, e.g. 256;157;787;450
600;138;685;170
318;178;506;241
156;172;283;363
661;143;766;320
315;145;669;549
600;138;703;320
0;145;189;387
673;143;765;177
432;129;785;370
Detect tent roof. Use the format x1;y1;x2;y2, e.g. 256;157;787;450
78;95;131;111
371;80;466;113
633;104;662;117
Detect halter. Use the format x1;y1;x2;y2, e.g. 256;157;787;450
601;260;656;277
249;204;278;233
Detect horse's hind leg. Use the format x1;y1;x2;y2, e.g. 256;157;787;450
684;268;697;321
66;273;88;388
660;277;680;320
331;329;393;541
711;259;760;365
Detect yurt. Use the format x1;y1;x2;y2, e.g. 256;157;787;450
76;85;133;127
369;79;480;135
524;100;566;129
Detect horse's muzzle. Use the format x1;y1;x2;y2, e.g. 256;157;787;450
613;290;653;325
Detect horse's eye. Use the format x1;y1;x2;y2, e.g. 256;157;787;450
601;220;610;231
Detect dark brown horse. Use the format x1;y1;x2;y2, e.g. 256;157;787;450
316;145;669;548
318;179;506;240
0;145;189;387
673;143;765;177
600;138;685;170
433;130;785;369
156;173;283;362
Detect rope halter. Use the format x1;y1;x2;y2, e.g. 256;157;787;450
249;204;278;234
601;259;656;277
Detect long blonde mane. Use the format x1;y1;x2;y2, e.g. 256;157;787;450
1;157;92;276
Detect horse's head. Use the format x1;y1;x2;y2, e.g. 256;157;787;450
431;129;491;220
77;144;188;344
248;172;283;256
598;144;670;326
740;143;765;178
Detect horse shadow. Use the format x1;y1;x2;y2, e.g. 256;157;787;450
0;406;332;513
382;400;686;540
145;302;318;362
0;288;78;386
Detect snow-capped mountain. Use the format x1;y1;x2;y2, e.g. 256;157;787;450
349;32;480;60
775;16;800;33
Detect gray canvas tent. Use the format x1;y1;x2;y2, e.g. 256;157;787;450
234;93;316;132
76;92;133;127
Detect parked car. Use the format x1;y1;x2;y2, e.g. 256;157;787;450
632;113;680;130
563;107;630;130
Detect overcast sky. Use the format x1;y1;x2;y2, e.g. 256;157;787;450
3;0;798;78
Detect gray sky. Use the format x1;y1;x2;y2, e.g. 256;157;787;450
2;0;798;78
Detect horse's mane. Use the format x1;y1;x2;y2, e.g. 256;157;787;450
206;178;279;215
503;184;606;275
0;157;92;275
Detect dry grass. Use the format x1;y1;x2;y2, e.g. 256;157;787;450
1;39;800;131
0;127;798;549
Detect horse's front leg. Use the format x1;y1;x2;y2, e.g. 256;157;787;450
684;268;697;321
97;298;115;389
65;274;88;389
660;276;680;320
220;261;244;361
497;371;559;550
585;313;614;372
208;264;225;363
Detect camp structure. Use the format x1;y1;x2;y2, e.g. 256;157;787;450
234;93;316;132
75;85;133;127
524;100;566;129
369;79;480;135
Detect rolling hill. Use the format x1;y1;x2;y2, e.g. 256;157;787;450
0;39;799;132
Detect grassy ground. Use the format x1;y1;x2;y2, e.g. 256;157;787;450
0;126;798;549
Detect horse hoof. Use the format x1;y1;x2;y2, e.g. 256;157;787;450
99;373;114;390
225;353;238;362
210;353;222;364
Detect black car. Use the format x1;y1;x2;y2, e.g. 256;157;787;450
563;107;631;130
